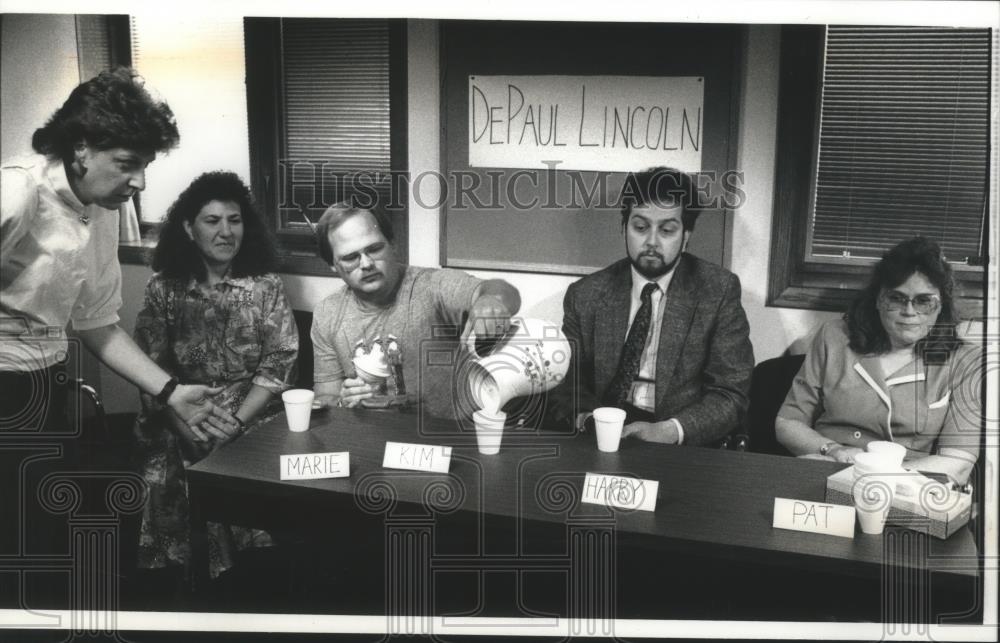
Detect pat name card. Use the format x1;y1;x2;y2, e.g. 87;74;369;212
581;473;658;512
280;452;350;481
772;497;855;538
383;442;453;473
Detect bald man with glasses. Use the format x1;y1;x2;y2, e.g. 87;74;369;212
311;202;521;419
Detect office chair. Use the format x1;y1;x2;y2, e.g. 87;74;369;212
744;354;805;455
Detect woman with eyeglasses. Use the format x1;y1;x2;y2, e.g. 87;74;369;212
776;237;981;484
132;171;298;582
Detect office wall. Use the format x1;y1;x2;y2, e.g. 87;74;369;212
3;18;832;413
0;14;80;161
731;26;838;355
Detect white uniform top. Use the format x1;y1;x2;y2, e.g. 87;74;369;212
1;154;123;371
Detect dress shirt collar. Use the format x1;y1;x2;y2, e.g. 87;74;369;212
44;156;86;215
629;263;676;301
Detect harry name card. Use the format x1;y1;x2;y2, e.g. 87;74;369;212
280;452;350;481
383;442;453;473
772;497;855;538
581;473;658;512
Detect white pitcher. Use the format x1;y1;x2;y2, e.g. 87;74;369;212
466;317;572;413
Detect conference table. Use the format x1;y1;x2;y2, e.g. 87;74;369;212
186;407;980;622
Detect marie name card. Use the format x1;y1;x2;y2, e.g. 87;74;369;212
280;452;350;480
581;473;658;512
383;442;452;473
772;497;855;538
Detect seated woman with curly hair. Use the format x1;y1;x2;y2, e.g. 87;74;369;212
133;171;298;580
776;237;981;485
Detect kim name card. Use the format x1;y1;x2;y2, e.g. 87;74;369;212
383;442;452;473
581;473;658;512
280;452;350;480
772;497;855;538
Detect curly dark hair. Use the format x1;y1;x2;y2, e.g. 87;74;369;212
31;67;179;162
152;172;279;282
619;166;702;231
845;236;962;362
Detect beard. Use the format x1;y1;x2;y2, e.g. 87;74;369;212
630;250;681;279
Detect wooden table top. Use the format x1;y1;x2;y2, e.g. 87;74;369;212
188;407;979;579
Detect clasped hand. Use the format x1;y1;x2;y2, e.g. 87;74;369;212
576;413;680;444
167;384;241;443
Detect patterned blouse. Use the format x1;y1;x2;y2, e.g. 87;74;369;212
132;271;298;576
134;272;299;412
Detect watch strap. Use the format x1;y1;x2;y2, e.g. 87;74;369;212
155;377;179;406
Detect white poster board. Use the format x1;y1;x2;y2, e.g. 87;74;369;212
468;75;704;172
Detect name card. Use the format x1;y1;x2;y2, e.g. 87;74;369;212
772;497;855;538
581;473;658;512
383;442;452;473
280;452;350;480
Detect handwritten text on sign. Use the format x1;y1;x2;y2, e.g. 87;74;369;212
469;75;704;172
280;452;350;481
383;442;453;473
772;497;856;538
580;473;658;512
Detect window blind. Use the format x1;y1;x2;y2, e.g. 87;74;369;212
76;15;112;82
129;15;250;224
280;19;392;220
809;26;990;263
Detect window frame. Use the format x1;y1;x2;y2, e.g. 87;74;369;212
244;17;409;277
768;25;987;316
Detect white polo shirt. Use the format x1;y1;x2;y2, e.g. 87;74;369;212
1;155;123;371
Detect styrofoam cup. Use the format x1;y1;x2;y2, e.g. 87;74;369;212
282;389;315;432
853;452;901;478
852;452;903;534
473;409;506;455
865;441;906;467
853;472;896;534
593;407;627;452
353;357;389;387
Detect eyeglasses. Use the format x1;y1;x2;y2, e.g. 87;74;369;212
336;241;388;271
880;291;941;314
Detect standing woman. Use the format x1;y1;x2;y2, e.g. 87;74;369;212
1;67;231;436
133;171;298;579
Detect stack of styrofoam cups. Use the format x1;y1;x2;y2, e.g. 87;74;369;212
865;440;906;466
593;407;627;452
852;449;903;534
473;409;506;455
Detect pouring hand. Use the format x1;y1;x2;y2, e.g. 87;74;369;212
460;294;512;349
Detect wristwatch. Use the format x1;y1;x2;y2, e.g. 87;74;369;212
819;441;840;457
155;377;180;406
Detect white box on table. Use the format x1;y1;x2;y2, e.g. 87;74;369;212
825;466;972;539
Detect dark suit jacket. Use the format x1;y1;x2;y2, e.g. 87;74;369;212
554;253;754;446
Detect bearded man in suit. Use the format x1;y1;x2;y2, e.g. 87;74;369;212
554;167;754;446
